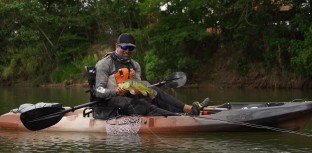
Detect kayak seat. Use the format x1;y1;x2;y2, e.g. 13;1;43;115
85;66;96;102
84;65;98;118
84;65;122;119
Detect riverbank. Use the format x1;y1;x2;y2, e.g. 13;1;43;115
2;47;311;89
195;48;312;89
2;67;312;90
3;73;312;90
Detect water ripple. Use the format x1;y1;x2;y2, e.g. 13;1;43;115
0;130;312;153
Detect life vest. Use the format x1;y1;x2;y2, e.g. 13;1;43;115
114;67;134;84
110;53;136;84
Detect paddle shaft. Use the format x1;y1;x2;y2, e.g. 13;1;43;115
64;101;99;113
150;77;182;87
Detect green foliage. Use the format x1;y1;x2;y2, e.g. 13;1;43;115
51;64;81;83
144;48;200;81
51;54;97;83
231;57;249;76
0;0;100;83
144;50;168;80
0;45;53;82
56;34;90;64
140;0;213;80
289;14;312;76
8;26;40;44
1;0;312;85
287;2;312;77
129;29;150;77
149;17;210;46
216;0;310;76
95;0;147;37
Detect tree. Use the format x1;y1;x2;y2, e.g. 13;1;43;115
289;0;312;76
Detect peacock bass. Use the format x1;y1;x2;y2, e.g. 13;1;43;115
118;79;156;99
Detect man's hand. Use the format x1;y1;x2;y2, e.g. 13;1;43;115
116;86;129;96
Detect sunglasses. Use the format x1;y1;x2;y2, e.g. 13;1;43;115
119;44;135;51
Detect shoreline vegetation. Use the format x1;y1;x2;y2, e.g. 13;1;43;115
2;46;312;90
1;1;312;89
1;59;312;89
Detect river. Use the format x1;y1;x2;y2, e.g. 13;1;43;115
0;86;312;152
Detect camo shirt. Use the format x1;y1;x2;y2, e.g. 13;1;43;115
95;53;141;98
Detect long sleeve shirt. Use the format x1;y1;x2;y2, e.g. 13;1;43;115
94;54;141;99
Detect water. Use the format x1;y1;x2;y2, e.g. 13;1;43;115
0;131;312;152
1;86;312;152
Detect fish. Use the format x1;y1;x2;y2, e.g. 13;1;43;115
118;79;156;99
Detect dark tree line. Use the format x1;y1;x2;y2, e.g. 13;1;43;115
0;0;311;85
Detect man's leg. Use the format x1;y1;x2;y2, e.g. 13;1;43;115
151;87;211;115
151;87;186;113
128;97;178;116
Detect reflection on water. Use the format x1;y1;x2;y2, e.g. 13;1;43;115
0;130;312;153
142;132;312;153
1;86;312;152
105;134;142;152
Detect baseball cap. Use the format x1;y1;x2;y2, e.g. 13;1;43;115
116;33;136;47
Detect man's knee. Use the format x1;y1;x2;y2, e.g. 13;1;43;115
110;97;132;108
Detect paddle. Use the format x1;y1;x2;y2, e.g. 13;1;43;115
20;72;187;131
151;72;187;88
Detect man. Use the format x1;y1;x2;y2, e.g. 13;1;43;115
94;33;209;117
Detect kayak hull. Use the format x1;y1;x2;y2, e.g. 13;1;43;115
1;101;312;133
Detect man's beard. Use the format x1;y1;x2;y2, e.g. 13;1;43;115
116;53;131;64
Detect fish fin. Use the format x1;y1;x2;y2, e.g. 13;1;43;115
141;91;147;96
150;90;156;99
148;93;156;99
129;90;136;95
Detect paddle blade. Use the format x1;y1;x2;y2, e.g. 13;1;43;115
164;72;187;88
20;107;65;131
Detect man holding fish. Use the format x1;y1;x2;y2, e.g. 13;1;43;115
94;33;209;117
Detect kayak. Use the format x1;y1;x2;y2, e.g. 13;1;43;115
1;101;312;133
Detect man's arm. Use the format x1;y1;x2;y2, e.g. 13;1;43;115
94;59;118;98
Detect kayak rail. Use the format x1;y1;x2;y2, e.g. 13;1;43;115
204;102;287;110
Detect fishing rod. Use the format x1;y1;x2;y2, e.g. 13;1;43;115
194;116;312;137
